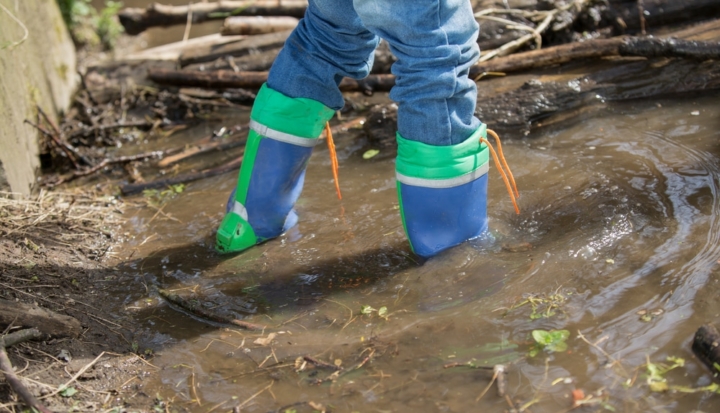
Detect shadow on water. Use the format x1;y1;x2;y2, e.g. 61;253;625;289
105;93;720;412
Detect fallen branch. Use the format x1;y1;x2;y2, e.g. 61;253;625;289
2;328;43;348
148;68;269;89
67;120;153;141
51;151;166;187
148;68;396;93
156;288;264;331
303;356;342;371
221;16;298;35
119;1;308;35
158;137;247;168
120;155;243;195
0;299;82;338
0;329;52;413
179;30;290;67
36;106;92;167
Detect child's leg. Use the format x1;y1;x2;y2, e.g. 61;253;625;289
354;0;489;257
216;0;379;254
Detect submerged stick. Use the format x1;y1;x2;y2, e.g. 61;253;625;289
157;288;264;330
303;356;342;371
120;156;243;195
52;151;166;186
0;330;52;413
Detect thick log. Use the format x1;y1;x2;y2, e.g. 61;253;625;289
221;16;298;35
692;324;720;376
471;36;720;76
149;67;398;93
179;29;290;67
0;299;82;338
609;0;720;32
149;36;719;93
119;0;308;35
149;68;269;89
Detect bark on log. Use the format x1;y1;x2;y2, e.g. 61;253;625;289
179;29;290;67
609;0;720;32
471;36;720;76
149;68;269;89
0;299;82;338
221;16;298;35
121;33;246;62
692;324;720;376
119;0;308;35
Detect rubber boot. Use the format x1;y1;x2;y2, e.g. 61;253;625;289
216;84;335;254
396;125;490;258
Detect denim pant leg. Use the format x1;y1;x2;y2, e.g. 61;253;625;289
354;0;481;146
267;0;379;111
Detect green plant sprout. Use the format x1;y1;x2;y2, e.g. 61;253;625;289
361;304;389;320
529;329;570;357
506;289;572;320
143;184;185;208
644;355;686;392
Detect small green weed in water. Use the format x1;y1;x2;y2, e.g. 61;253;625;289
361;304;389;320
506;289;572;320
143;184;185;208
644;355;685;392
529;329;570;357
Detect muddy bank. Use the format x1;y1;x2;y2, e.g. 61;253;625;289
0;192;157;412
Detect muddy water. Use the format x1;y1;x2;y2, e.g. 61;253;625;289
107;92;720;412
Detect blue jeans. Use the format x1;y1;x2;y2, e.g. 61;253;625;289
267;0;481;146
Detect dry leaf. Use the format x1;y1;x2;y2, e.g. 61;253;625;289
253;333;277;346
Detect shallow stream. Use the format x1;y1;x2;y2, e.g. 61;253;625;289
106;90;720;412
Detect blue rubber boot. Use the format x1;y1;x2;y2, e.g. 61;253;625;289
216;84;335;254
396;125;490;258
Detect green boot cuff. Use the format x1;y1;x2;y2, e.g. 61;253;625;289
395;125;489;181
251;83;335;139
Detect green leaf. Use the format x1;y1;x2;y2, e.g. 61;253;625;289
532;329;551;345
363;149;380;159
549;329;570;343
548;341;568;353
360;305;375;315
60;386;78;397
378;306;388;318
649;381;668;392
531;329;569;353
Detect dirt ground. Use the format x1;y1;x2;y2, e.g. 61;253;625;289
0;192;157;412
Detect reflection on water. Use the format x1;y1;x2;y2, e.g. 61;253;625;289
112;94;720;412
